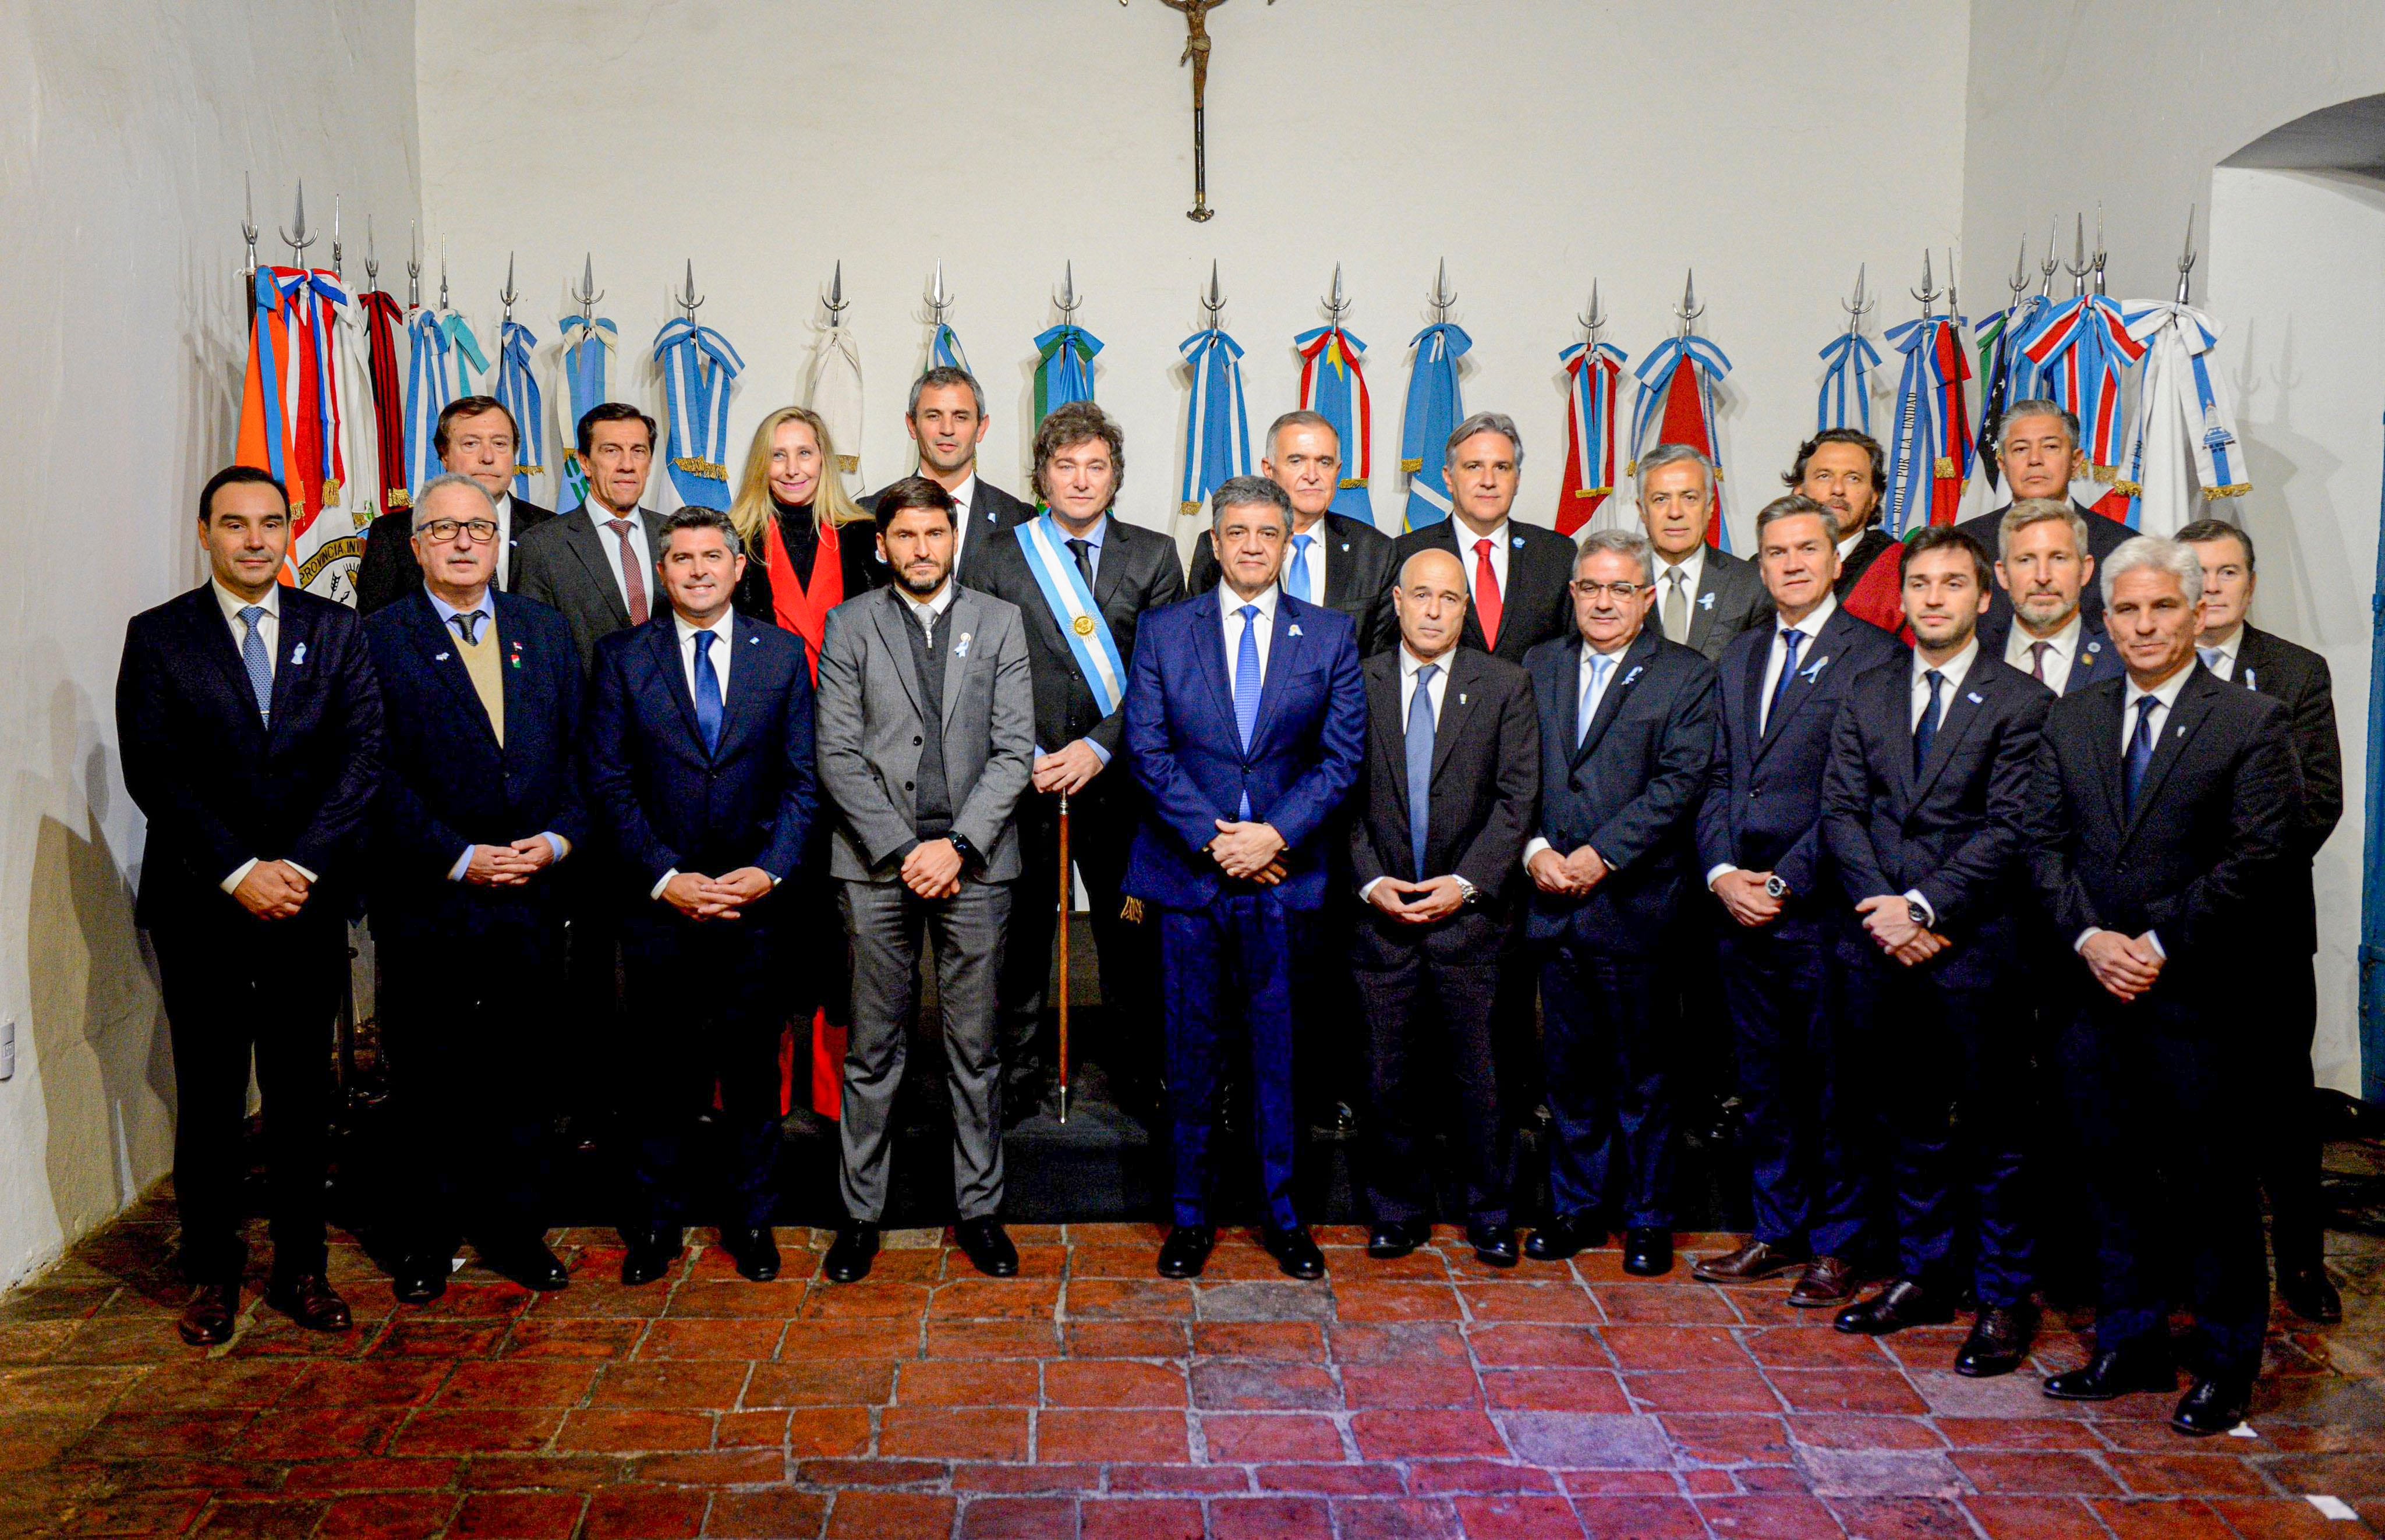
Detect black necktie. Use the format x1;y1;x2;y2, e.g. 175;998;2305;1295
450;611;483;646
1067;538;1095;589
1913;669;1943;773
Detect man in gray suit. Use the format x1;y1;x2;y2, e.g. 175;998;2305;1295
1637;443;1770;664
816;476;1035;1284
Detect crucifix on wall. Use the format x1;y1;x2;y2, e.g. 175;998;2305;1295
1122;0;1276;222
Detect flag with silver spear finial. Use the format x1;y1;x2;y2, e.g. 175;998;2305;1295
493;253;546;501
1034;261;1103;428
804;260;864;486
1400;259;1472;531
926;261;969;373
1971;232;2039;487
557;253;616;512
1556;279;1627;536
1880;249;1974;535
1179;261;1251;518
2018;211;2146;500
1815;265;1880;434
1294;263;1375;523
2114;207;2250;533
653;259;744;512
1628;270;1733;548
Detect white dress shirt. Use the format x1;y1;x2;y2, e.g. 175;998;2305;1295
1360;645;1464;904
2073;663;2196;958
906;578;957;641
946;473;979;568
1897;638;1979;926
1219;581;1279;681
1654;546;1706;643
213;582;316;894
2198;625;2242;682
1284;521;1330;607
2004;611;2083;696
1706;596;1839;891
584;502;654;615
1453;517;1512;615
491;491;515;588
1835;528;1866;565
1523;637;1636;870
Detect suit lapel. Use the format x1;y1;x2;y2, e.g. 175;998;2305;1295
2232;628;2271;693
1197;597;1240;752
2088;684;2128;833
1249;594;1303;751
266;597;312;735
192;590;269;734
2122;668;2216;842
408;593;500;753
1573;631;1655;767
1430;647;1484;783
1090;523;1131;613
1910;661;1986;802
870;591;930;724
1319;518;1356;609
939;590;975;730
565;513;634;629
1367;659;1409;813
1679;558;1717;655
647;617;706;753
713;614;771;757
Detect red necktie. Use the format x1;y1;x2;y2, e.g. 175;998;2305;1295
1473;537;1503;650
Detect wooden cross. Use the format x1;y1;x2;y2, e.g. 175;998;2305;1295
1124;0;1275;222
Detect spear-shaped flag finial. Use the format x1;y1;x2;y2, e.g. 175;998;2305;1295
2039;215;2061;297
572;252;603;321
2066;212;2090;296
1843;263;1874;336
1912;249;1939;318
1580;277;1606;341
1429;258;1458;323
1201;259;1226;329
438;234;450;311
928;260;951;324
2091;202;2110;296
2008;233;2030;300
331;193;344;281
1675;268;1704;338
499;252;519;322
678;257;704;317
1323;261;1349;324
280;180;314;263
1056;259;1080;321
822;260;847;328
407;220;422;307
2176;204;2198;305
364;214;378;289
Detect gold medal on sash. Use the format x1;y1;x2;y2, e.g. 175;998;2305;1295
1073;613;1096;637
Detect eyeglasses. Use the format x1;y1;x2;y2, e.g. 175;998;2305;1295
1570;580;1646;600
420;519;498;545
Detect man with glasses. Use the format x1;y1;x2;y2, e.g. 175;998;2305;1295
356;396;556;615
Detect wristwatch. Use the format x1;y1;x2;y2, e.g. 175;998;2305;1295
947;833;980;869
1906;898;1930;929
1764;874;1789;900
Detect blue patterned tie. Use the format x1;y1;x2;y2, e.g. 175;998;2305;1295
1406;663;1438;880
1913;669;1944;774
693;629;724;754
1578;653;1613;747
2122;693;2158;816
1233;604;1262;820
238;605;273;724
1766;628;1804;731
1287;534;1315;606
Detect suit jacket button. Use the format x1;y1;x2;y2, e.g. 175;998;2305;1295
905;781;914;791
914;735;923;746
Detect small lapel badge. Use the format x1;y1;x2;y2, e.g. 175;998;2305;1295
1700;591;1716;611
2086;640;2101;654
1289;624;1303;637
1622;665;1644;687
433;652;450;663
1511;535;1525;548
954;632;972;658
2245;668;2258;689
1801;653;1829;681
290;642;307;667
748;634;760;645
1458;692;1468;705
1967;691;1984;704
1340;542;1350;553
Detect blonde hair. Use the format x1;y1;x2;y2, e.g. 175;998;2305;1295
728;406;869;552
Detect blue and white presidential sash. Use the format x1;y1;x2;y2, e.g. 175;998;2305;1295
1014;514;1126;716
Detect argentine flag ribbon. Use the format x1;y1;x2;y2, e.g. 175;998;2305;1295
1816;330;1881;434
1179;326;1251;518
558;313;616;511
441;313;489;398
1400;322;1472;529
930;323;971;374
1014;514;1126;716
2114;301;2249;534
1626;335;1733;472
654;317;745;512
1880;315;1974;535
1033;324;1103;427
496;320;545;497
1295;325;1374;521
1972;303;2024;487
2020;295;2146;480
1555;339;1626;536
404;306;453;500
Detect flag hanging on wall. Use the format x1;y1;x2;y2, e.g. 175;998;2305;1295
1815;328;1880;435
1294;323;1374;522
1178;324;1250;518
356;287;408;512
495;319;545;502
2114;300;2250;534
654;317;744;512
1880;311;1975;535
2020;292;2146;509
804;321;864;486
1627;330;1733;549
238;264;375;599
1971;300;2027;488
1555;339;1626;536
557;312;615;512
1400;322;1470;530
1034;323;1103;427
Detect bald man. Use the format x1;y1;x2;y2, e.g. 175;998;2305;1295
1350;547;1539;1267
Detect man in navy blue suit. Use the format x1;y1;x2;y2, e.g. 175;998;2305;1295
584;507;818;1288
364;473;587;1304
1522;530;1719;1280
1691;494;1901;1307
1124;476;1365;1280
116;465;385;1346
1820;525;2053;1376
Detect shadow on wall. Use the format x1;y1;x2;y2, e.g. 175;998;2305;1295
23;681;172;1272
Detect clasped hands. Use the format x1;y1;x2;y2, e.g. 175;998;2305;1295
1368;873;1468;923
1854;894;1949;967
232;859;313;920
463;837;560;888
1209;819;1287;885
1032;739;1105;798
662;866;777;921
1527;845;1609;898
2079;928;2164;1002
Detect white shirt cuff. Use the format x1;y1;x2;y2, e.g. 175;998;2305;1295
449;848;473;882
287;860;317;883
2073;927;2099;954
652;868;678;900
1902;889;1935;928
222;858;258;894
2146;930;2165;960
543;832;571;864
1523;837;1552;867
1705;864;1740;891
1360;876;1389;903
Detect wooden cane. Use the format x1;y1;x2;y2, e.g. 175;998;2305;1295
1056;790;1071;1124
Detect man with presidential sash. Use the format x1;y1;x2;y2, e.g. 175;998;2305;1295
976;402;1185;1117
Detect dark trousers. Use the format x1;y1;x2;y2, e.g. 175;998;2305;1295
561;869;625;1130
378;922;560;1257
2260;954;2325;1275
1661;909;1733;1121
1840;941;2033;1307
1353;919;1507;1229
1160;893;1301;1231
618;911;788;1233
1294;883;1367;1129
154;912;346;1284
1541;940;1674;1229
998;785;1157;1097
1718;913;1869;1257
2054;983;2268;1378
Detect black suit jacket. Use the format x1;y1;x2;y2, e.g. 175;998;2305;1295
1190;511;1396;655
1350;647;1538;951
1955;499;2134;628
1373;518;1578;666
1821;651;2052;947
2026;664;2298;978
731;515;887;625
353;496;557;617
862;476;1035;591
116;586;385;932
1524;628;1719;952
1973;607;2126;696
1662;546;1773;664
362;589;586;952
975;514;1186;762
2231;624;2343;954
1697;604;1903;903
1832;528;1899;600
512;505;660;674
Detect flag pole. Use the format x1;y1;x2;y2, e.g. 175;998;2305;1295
1056;790;1072;1124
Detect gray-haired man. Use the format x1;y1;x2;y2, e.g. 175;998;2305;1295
1376;413;1580;665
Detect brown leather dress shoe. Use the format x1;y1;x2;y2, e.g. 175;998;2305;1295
265;1273;352;1332
1787;1255;1862;1308
177;1282;240;1347
1692;1239;1810;1284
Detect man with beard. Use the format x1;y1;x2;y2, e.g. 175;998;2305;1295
1784;429;1895;600
1980;500;2124;698
1955;402;2134;629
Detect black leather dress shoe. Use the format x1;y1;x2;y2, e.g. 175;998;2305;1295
265;1274;352;1333
391;1255;449;1305
1367;1220;1424;1260
1955;1304;2038;1378
955;1219;1019;1278
2172;1374;2253;1436
1524;1211;1602;1263
620;1227;685;1287
2043;1346;2177;1401
2280;1266;2342;1325
1262;1225;1326;1280
177;1281;240;1347
1468;1223;1520;1269
1622;1227;1673;1277
1157;1225;1215;1279
1834;1277;1955;1335
822;1224;880;1284
719;1227;781;1283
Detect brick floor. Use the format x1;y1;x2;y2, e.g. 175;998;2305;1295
5;1195;2384;1538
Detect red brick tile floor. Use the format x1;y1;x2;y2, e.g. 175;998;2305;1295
7;1192;2385;1538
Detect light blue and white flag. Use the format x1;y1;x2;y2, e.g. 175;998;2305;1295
1399;322;1471;530
557;313;615;512
2115;300;2249;534
1034;324;1103;427
653;317;745;512
1178;326;1251;518
404;306;452;499
495;319;544;501
1816;330;1881;434
930;323;970;375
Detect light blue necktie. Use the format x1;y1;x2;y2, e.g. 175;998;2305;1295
1406;663;1438;880
2122;693;2158;816
2199;646;2224;676
693;629;724;754
1578;653;1613;747
1287;533;1315;605
1233;604;1262;820
238;605;273;724
1767;629;1804;731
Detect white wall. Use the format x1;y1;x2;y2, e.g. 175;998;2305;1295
0;2;420;1286
414;0;1970;555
